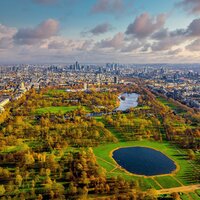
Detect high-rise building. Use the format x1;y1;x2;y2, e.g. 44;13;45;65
114;76;119;84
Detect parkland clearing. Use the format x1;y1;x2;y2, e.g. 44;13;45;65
0;82;199;200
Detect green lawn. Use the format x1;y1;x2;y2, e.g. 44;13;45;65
93;140;198;190
155;176;181;188
1;143;29;153
134;105;151;110
157;96;186;114
180;193;190;200
35;106;79;114
145;178;162;189
46;89;66;96
189;192;200;200
94;116;125;142
196;190;200;196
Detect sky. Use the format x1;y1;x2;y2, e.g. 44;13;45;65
0;0;200;64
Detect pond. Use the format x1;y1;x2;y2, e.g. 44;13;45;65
112;147;176;176
116;93;139;111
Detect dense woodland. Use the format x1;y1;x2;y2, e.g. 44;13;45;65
0;83;199;199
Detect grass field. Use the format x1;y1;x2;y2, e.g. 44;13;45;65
196;190;200;196
35;106;82;114
180;193;190;200
189;192;200;200
157;96;186;114
1;143;29;153
46;89;66;96
154;176;181;188
93;140;198;190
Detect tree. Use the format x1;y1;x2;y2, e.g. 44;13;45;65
15;175;23;187
0;185;6;196
171;192;181;200
37;194;43;200
68;182;77;195
24;152;35;165
188;149;195;160
146;188;158;199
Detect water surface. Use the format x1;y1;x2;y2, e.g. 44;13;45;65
112;147;176;176
116;93;139;111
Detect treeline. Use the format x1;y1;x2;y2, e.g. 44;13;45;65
104;111;162;141
1;113;117;149
0;148;157;199
139;87;200;150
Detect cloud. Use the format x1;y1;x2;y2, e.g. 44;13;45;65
152;28;169;40
187;18;200;36
149;18;200;51
0;37;13;49
0;24;17;49
121;40;142;52
47;37;93;51
152;18;200;39
97;32;124;49
186;39;200;51
78;40;94;51
125;13;166;38
14;19;59;45
177;0;200;14
48;40;68;49
167;48;183;55
32;0;57;5
151;37;184;51
0;24;17;38
150;28;186;51
91;0;132;15
87;23;113;36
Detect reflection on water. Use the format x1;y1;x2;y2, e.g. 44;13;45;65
116;93;139;111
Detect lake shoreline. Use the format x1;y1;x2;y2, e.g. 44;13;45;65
116;92;139;111
109;145;180;178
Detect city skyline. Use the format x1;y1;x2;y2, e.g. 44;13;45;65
0;0;200;64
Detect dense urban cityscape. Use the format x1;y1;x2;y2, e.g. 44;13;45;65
1;63;200;113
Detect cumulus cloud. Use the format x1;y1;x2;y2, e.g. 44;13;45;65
125;13;166;39
78;40;94;51
91;0;132;15
14;19;59;45
151;37;184;51
177;0;200;14
0;24;17;38
93;14;200;54
150;28;186;51
0;24;17;49
152;18;200;40
149;18;200;52
88;23;113;35
48;40;68;49
48;37;93;52
121;40;142;52
186;39;200;51
187;18;200;36
97;32;124;49
152;28;169;40
0;37;13;49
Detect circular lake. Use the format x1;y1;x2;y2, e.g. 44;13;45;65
112;147;176;176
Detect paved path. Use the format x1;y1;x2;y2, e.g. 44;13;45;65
96;156;116;168
157;184;200;194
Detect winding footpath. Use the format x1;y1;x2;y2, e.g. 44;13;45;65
156;184;200;194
